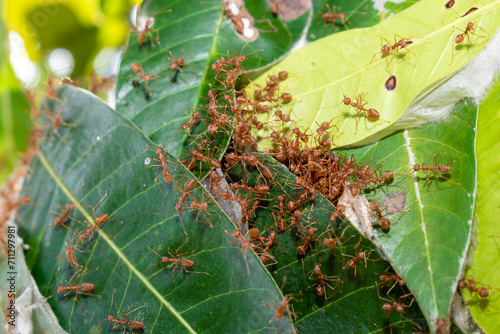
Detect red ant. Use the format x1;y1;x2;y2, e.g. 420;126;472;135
180;111;201;133
458;277;497;301
48;267;101;313
341;237;375;277
224;228;257;275
320;5;348;33
185;194;217;228
450;22;487;65
314;120;341;140
306;262;343;299
274;110;292;123
296;225;318;255
175;178;196;209
136;19;158;47
44;98;76;144
321;225;354;256
376;283;414;317
369;202;392;231
340;91;380;134
167;50;198;84
26;88;40;118
411;154;454;188
126;63;166;96
148;238;208;281
77;191;115;245
149;146;174;198
105;289;146;333
50;203;75;229
377;267;406;295
371;35;415;66
264;294;301;327
132;9;172;47
224;229;255;253
57;231;86;270
329;204;347;223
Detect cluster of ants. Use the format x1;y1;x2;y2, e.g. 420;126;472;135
4;1;493;332
145;45;467;329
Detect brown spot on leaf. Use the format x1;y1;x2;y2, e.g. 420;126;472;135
382;193;406;215
445;0;455;8
461;7;478;17
385;75;396;91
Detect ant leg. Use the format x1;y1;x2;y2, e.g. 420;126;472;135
92;191;108;221
187;63;199;77
153;170;167;199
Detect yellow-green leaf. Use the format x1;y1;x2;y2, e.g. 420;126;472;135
249;0;500;149
463;72;500;332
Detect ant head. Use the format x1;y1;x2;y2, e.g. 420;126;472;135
382;303;393;312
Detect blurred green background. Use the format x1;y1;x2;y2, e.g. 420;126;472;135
0;0;139;183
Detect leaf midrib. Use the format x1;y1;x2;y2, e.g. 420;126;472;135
403;129;437;318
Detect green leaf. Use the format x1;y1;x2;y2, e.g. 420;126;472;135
306;0;381;42
463;73;500;331
336;99;477;330
227;156;428;333
249;0;500;149
17;85;293;333
115;0;309;158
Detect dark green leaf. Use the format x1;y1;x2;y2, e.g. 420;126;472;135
115;0;309;158
337;99;477;330
227;156;428;333
307;0;381;42
18;85;293;333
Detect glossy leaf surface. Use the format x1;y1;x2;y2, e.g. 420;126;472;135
250;0;500;149
464;73;500;332
115;0;308;158
227;157;428;333
337;99;477;330
17;85;293;333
